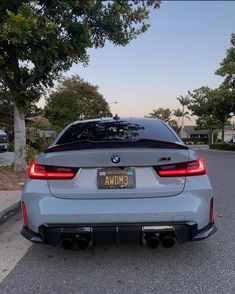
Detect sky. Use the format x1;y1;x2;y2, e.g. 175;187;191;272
64;1;235;119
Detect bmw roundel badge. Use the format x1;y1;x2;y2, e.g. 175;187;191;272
111;155;120;164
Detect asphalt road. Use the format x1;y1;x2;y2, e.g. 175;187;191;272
0;152;14;167
0;150;234;294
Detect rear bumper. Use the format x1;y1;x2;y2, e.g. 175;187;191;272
21;222;217;246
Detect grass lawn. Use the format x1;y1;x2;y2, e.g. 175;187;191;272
0;165;25;190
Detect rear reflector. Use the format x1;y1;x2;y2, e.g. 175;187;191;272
209;198;214;224
21;201;28;226
28;161;78;179
156;158;206;177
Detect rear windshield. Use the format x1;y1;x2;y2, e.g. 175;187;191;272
56;120;178;145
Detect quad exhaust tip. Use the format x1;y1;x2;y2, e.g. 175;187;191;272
61;235;91;250
60;232;175;250
61;238;74;250
160;236;175;248
145;234;160;249
145;233;175;249
76;235;90;250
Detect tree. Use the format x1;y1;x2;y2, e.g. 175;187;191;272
209;88;234;141
0;85;13;133
195;116;221;144
215;33;235;90
0;1;160;171
188;86;213;117
173;107;191;135
0;84;41;137
188;34;235;143
147;108;179;132
176;95;191;138
215;33;235;116
44;76;112;129
188;86;233;142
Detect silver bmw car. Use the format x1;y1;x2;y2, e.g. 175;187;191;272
21;117;216;249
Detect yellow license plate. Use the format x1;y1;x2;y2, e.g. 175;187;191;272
97;168;135;189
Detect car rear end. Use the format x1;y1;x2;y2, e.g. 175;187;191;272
21;118;216;249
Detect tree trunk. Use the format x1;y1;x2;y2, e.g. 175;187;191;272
180;114;185;138
211;130;214;144
208;130;211;145
221;124;225;142
14;103;27;172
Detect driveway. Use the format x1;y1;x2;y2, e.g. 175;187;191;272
0;152;14;167
0;150;234;294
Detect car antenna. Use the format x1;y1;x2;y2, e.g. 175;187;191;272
113;113;120;121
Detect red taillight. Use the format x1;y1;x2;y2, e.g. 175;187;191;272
28;161;77;179
157;158;206;177
209;198;214;224
21;201;28;226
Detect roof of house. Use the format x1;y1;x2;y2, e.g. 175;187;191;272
183;126;209;135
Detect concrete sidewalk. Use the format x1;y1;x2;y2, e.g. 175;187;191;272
0;191;22;223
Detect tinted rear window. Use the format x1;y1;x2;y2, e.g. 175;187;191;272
56;120;178;145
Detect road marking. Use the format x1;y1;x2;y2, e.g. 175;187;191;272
0;215;32;283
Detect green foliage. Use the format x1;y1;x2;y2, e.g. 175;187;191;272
34;117;52;130
0;1;160;170
0;84;13;132
216;33;235;90
26;127;44;152
188;86;234;141
44;76;112;129
215;33;235;116
210;143;235;151
196;116;222;131
176;95;190;108
8;142;14;151
188;87;213;117
25;144;37;164
147;108;172;122
195;116;221;144
182;137;209;145
0;165;12;172
210;88;234;124
0;82;43;134
173;108;191;121
0;0;160;108
187;33;235;143
146;107;179;132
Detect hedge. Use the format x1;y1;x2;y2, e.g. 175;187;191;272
209;143;235;151
182;137;209;145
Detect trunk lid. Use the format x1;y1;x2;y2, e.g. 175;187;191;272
42;148;189;199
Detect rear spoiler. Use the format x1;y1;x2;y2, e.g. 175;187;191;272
44;139;188;153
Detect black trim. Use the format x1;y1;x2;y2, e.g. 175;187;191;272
21;222;216;246
192;223;217;241
44;139;188;153
21;226;44;243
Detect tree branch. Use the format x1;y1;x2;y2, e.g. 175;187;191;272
22;64;47;90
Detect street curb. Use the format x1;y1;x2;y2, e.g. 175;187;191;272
0;201;21;225
207;149;235;154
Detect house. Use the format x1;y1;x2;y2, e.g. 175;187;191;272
217;125;235;143
181;126;209;139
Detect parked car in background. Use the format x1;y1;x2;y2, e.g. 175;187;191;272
21;117;216;250
0;130;9;152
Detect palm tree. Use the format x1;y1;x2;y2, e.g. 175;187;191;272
176;95;191;138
